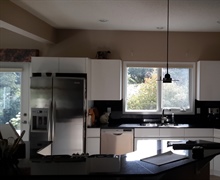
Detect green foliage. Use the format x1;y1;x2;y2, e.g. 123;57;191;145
127;74;157;110
9;112;21;130
0;72;21;127
128;67;154;84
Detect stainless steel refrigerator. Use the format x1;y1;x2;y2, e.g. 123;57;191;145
29;73;86;156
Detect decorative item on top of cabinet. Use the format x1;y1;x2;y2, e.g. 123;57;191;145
90;59;122;100
95;51;111;59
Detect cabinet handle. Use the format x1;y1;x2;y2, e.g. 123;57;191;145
113;133;122;136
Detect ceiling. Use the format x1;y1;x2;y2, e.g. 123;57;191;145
10;0;220;32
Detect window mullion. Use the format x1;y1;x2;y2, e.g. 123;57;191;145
158;68;162;111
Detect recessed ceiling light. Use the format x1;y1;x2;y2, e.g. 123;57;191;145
99;19;108;23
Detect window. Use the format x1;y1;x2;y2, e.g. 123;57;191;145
123;61;195;114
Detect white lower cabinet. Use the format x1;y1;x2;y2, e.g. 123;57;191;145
86;128;100;155
214;129;220;176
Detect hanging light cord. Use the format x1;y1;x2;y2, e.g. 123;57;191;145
166;0;169;74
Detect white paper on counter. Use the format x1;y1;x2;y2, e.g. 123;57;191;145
141;151;188;166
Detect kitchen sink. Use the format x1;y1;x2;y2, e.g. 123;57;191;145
159;123;189;128
139;123;159;127
139;123;189;128
159;123;177;127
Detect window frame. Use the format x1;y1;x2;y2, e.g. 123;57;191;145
123;61;196;115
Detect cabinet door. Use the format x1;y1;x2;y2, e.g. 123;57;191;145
59;57;88;73
90;59;122;100
31;57;58;73
86;138;100;155
86;128;100;155
134;138;159;152
197;61;220;100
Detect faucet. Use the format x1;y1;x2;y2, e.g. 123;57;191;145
162;109;165;118
161;108;170;123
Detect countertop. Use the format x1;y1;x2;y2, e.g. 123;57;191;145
90;123;216;129
17;139;220;179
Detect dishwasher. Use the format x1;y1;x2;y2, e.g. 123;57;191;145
101;129;134;155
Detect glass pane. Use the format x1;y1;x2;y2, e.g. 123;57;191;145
0;72;21;130
126;67;158;111
162;68;190;109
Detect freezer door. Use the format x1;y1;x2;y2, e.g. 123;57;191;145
30;77;52;108
52;77;86;155
30;77;53;157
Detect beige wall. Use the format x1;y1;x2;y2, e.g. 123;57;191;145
0;0;56;43
1;28;220;62
48;30;220;62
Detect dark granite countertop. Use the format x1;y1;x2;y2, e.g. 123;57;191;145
89;123;216;129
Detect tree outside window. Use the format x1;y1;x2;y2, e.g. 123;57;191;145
0;72;21;130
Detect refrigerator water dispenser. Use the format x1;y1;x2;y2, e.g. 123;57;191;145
31;108;49;131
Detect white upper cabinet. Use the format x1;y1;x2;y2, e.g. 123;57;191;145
31;57;88;74
31;57;59;73
90;59;122;100
59;57;88;73
197;61;220;100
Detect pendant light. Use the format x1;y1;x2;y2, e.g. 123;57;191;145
160;0;178;83
163;0;172;83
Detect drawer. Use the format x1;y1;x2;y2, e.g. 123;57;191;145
184;128;213;137
134;128;159;138
160;128;184;137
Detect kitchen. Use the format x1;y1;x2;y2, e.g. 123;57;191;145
1;0;220;178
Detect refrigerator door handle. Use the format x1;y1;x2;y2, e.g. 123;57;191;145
51;100;56;141
48;100;52;141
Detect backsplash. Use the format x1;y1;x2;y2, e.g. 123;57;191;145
93;100;198;125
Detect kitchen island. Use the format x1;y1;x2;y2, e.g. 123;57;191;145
20;139;220;179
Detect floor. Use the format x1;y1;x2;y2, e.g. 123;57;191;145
210;175;220;180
